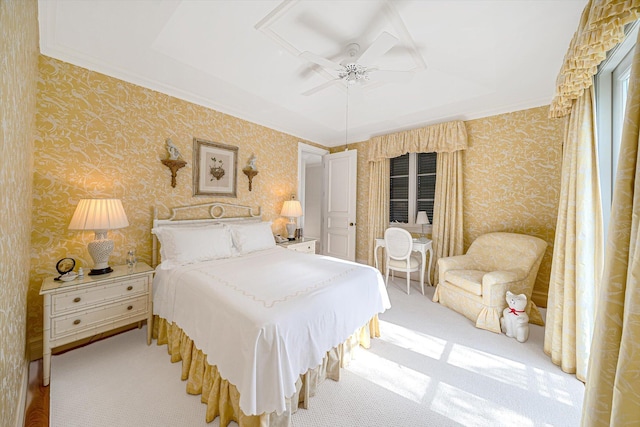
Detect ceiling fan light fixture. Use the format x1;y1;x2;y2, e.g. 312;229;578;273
338;63;369;84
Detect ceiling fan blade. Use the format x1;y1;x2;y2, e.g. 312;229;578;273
302;78;342;96
299;51;343;72
369;69;414;83
357;32;399;67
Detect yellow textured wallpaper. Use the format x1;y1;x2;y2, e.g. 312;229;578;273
1;0;39;422
463;106;563;306
28;56;314;355
351;106;563;307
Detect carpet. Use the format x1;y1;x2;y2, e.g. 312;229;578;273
50;284;584;426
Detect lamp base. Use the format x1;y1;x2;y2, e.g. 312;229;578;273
285;221;296;241
89;267;113;276
88;232;115;275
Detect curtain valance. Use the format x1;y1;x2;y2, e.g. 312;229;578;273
550;0;640;118
367;120;467;162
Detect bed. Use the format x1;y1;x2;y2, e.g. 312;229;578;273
151;203;391;426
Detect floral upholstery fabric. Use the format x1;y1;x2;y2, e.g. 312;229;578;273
433;232;547;333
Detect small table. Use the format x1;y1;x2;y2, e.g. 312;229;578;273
40;263;154;386
374;237;433;293
277;237;317;254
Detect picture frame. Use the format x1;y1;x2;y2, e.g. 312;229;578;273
193;138;238;197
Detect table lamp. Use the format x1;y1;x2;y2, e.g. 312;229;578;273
281;200;302;240
69;198;129;275
416;211;430;242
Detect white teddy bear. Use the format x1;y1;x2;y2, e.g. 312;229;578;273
501;291;530;343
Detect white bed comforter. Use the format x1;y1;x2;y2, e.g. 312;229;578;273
153;247;390;416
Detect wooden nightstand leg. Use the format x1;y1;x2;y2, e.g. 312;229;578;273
147;320;152;345
42;351;51;387
147;297;153;345
42;294;51;386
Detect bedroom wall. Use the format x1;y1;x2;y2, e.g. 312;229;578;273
0;0;39;423
463;106;563;306
27;56;319;358
350;105;563;307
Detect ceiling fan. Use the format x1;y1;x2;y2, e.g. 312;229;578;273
299;31;415;96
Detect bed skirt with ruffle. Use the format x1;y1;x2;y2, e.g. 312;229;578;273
152;315;380;426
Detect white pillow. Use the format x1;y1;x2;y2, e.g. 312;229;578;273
227;221;276;254
153;225;233;268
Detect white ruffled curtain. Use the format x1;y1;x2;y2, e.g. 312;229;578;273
366;121;467;283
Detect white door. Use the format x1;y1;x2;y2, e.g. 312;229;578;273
322;150;357;261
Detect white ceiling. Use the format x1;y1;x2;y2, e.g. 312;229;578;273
38;0;586;147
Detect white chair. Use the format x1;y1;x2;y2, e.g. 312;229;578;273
384;227;423;295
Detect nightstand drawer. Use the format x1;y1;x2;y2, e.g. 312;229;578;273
51;276;148;315
289;241;315;253
52;294;149;339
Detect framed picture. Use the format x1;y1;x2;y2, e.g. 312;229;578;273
193;138;238;197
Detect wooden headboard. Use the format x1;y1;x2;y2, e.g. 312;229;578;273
151;202;261;267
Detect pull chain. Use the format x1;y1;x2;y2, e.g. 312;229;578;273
344;84;349;152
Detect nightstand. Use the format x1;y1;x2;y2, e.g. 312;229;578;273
39;262;154;386
277;237;317;254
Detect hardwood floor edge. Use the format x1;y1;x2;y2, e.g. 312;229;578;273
24;359;49;427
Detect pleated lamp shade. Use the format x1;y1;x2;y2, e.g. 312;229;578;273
69;199;129;231
280;200;302;218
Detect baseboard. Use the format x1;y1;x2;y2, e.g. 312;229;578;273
531;289;548;309
15;359;29;427
28;335;43;362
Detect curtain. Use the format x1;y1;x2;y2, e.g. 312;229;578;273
544;87;603;382
581;28;640;426
366;120;467;277
431;151;465;283
367;159;390;269
367;121;468;161
550;0;640;118
546;0;640;388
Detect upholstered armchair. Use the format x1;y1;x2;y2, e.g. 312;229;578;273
432;232;547;333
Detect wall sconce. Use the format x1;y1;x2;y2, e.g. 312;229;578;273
161;138;186;188
242;154;258;191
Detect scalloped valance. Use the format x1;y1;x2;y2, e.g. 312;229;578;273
367;120;467;162
550;0;640;118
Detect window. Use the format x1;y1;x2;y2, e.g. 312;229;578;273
595;21;637;240
390;152;437;227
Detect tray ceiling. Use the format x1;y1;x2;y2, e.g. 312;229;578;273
38;0;586;146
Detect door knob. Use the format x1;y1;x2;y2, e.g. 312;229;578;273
349;222;356;226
